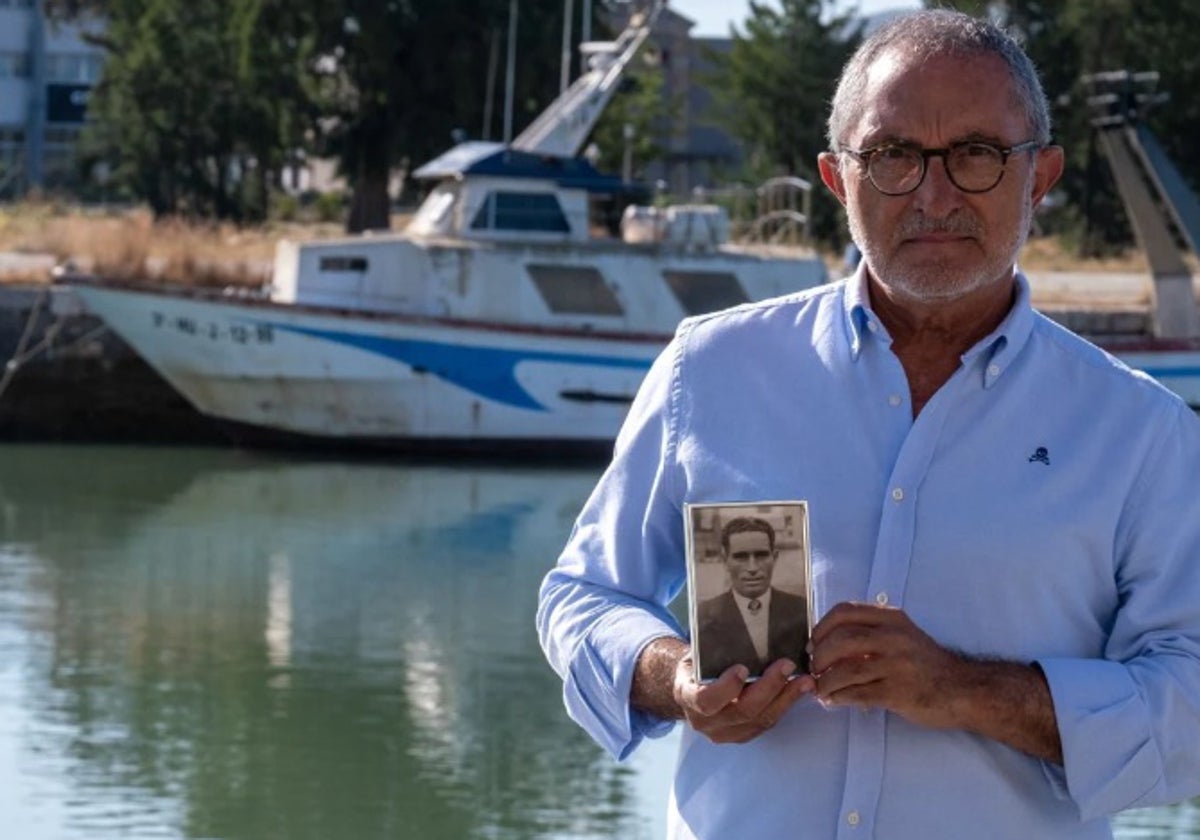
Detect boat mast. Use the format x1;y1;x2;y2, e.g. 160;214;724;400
512;0;665;157
503;0;519;143
560;0;576;96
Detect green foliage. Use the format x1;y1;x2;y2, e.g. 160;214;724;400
706;0;862;246
588;55;680;179
70;0;576;231
308;0;581;231
80;0;317;223
931;0;1200;256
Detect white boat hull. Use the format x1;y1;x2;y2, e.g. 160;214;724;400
75;285;665;447
72;285;1200;452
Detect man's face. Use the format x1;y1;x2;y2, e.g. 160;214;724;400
819;50;1063;305
723;530;776;599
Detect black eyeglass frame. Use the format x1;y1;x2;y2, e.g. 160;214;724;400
841;139;1043;196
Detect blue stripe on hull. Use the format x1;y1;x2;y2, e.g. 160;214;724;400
1137;366;1200;379
273;323;654;411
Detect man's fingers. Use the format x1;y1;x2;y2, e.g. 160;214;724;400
677;661;749;717
728;658;799;717
675;657;813;744
809;624;888;673
810;601;900;646
814;653;883;697
706;666;814;743
753;670;816;727
819;678;888;710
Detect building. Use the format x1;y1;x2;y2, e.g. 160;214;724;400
0;0;105;197
605;3;744;196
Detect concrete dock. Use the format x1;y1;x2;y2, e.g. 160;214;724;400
0;284;224;443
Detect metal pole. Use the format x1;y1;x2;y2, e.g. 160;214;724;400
26;0;46;193
622;122;634;183
482;27;500;140
503;0;518;143
560;0;575;96
582;0;591;44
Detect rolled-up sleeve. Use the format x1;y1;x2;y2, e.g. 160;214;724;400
1038;401;1200;820
536;333;689;760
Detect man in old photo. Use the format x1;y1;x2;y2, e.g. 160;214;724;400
695;516;808;680
537;8;1200;839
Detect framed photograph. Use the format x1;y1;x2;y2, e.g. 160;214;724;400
684;501;812;682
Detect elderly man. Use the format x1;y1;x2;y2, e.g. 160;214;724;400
537;9;1200;839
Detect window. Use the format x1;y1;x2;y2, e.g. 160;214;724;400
663;270;748;315
472;192;570;233
319;256;368;272
45;53;104;84
0;53;30;79
407;184;457;235
527;265;623;316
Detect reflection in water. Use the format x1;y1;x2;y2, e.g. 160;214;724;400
0;445;667;840
0;444;1192;839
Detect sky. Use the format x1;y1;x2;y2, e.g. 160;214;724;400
675;0;921;36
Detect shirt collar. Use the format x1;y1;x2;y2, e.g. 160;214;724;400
843;263;877;360
841;265;1037;388
964;270;1036;390
732;589;772;615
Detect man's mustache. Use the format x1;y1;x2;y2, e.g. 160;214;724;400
896;212;983;239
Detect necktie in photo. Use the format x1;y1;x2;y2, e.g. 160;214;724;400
748;598;762;615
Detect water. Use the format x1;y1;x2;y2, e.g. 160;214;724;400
0;444;1192;839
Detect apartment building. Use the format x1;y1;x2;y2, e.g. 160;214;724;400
0;0;104;196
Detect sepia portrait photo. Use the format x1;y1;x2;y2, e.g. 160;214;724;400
684;501;812;682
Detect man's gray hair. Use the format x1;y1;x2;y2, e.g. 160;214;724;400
827;9;1051;151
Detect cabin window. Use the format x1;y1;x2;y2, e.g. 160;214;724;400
527;265;624;316
663;270;748;315
319;256;369;273
472;192;570;233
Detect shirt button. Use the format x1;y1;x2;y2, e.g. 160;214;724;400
867;321;879;333
847;811;861;826
891;487;904;502
888;394;902;407
987;363;1001;377
875;591;889;605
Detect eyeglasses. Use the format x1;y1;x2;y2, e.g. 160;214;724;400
842;140;1042;196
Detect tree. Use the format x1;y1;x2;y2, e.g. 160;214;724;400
930;1;1200;256
588;54;679;180
60;1;645;231
309;0;583;232
705;0;862;246
79;0;317;222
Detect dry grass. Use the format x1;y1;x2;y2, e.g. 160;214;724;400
0;202;413;287
1017;236;1149;273
0;200;1158;288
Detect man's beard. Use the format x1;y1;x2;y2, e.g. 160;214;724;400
850;202;1030;303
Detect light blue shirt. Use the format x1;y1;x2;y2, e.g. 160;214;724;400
537;270;1200;839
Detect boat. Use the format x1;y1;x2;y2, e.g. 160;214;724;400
70;46;1200;454
70;0;830;455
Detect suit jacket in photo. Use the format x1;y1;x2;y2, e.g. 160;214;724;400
695;587;809;680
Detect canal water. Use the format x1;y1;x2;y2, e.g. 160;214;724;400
0;444;1193;839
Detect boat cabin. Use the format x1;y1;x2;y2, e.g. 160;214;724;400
408;142;627;244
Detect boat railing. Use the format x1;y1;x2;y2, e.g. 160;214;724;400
685;176;814;245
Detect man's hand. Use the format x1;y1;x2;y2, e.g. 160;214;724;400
810;602;1062;763
675;655;815;743
810;602;967;729
630;637;813;744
